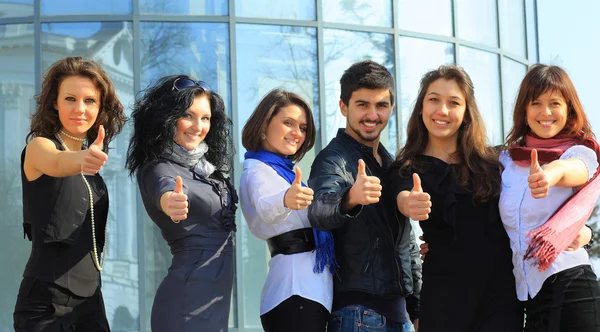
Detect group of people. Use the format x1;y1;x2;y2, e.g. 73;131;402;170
12;55;600;332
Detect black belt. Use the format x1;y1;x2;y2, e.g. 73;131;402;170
266;228;315;258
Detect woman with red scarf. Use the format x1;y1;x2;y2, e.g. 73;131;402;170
500;64;600;331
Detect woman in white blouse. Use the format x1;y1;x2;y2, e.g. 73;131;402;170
500;64;600;331
240;89;333;332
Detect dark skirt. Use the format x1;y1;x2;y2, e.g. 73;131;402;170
151;246;234;332
13;277;110;332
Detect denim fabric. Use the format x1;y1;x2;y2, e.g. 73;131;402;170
327;305;412;332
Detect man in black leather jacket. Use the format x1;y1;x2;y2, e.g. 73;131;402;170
308;60;422;332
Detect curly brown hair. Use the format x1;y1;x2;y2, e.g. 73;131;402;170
27;56;127;150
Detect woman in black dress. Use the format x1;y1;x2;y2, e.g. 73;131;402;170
125;75;237;331
14;56;126;331
387;65;523;331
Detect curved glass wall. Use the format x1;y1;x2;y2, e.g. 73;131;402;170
0;0;538;330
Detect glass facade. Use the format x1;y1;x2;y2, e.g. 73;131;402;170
0;0;539;330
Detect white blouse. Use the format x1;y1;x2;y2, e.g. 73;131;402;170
499;145;598;301
239;158;333;315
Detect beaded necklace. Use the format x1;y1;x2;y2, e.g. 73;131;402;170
55;132;106;271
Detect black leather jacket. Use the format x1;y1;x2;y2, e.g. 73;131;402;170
308;129;422;319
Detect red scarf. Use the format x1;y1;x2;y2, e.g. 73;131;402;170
508;132;600;271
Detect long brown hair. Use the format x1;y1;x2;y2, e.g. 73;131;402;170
394;65;501;202
505;64;593;147
27;56;126;150
242;88;316;162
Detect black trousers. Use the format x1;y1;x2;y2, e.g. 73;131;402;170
261;295;329;332
525;265;600;332
13;277;110;332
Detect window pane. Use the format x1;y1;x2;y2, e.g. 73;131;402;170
323;29;394;149
501;58;526;139
526;0;538;61
0;23;34;329
42;0;132;15
139;21;231;328
456;0;498;47
323;0;391;27
398;37;455;146
459;46;502;145
397;0;453;36
236;0;313;20
235;23;318;328
0;0;33;18
41;22;139;330
499;0;526;56
140;0;227;15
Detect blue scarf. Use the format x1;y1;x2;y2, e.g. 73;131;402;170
245;149;338;274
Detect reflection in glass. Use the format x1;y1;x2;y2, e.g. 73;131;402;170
236;0;313;20
140;21;230;328
41;22;139;330
501;58;526;139
235;23;318;328
459;46;502;145
499;0;526;56
42;0;131;15
322;0;391;27
0;0;33;18
323;29;394;150
398;37;455;146
526;0;538;61
140;0;227;15
397;0;453;36
0;23;34;329
456;0;498;47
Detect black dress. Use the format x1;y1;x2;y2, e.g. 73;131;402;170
388;155;523;332
137;160;237;332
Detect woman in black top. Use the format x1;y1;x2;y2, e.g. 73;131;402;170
14;57;126;331
387;65;523;331
125;75;237;331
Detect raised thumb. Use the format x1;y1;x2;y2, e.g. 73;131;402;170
92;125;105;149
174;176;183;194
530;149;540;174
412;173;423;192
357;159;366;176
293;166;302;185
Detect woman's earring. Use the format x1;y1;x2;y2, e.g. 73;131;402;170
261;133;266;140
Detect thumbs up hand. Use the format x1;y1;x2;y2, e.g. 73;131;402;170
82;125;108;175
168;176;189;222
405;173;432;221
284;166;314;210
347;159;382;207
528;149;550;199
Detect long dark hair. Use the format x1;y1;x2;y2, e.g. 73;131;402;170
505;64;593;147
27;56;126;149
394;65;501;202
125;75;234;176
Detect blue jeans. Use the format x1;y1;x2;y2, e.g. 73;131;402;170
327;305;413;332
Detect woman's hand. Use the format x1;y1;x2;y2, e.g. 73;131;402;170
82;125;108;175
284;166;313;210
162;176;189;223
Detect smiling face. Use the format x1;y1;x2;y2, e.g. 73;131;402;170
54;75;101;138
174;94;211;150
421;78;466;148
262;104;307;157
340;88;393;147
526;89;568;139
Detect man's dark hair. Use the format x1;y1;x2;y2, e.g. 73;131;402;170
339;60;395;106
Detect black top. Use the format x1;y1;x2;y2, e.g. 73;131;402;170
308;129;422;323
21;137;108;297
388;155;519;330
